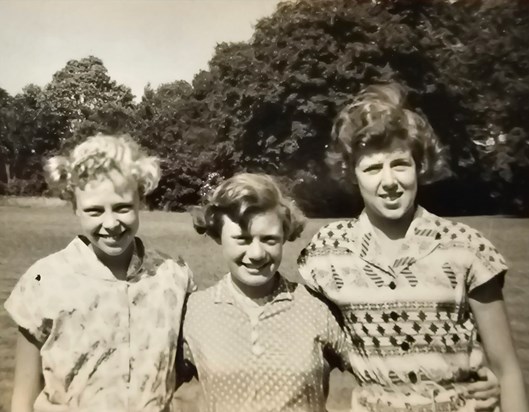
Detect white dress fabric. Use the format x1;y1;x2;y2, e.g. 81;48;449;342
5;236;194;412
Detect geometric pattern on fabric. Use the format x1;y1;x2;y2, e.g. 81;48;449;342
298;207;508;411
180;274;351;412
4;236;194;412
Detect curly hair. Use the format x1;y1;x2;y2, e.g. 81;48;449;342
45;134;160;202
191;173;306;242
327;83;449;185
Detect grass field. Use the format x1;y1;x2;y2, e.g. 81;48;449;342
0;205;527;412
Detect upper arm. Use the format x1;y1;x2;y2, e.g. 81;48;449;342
11;329;43;412
469;277;519;374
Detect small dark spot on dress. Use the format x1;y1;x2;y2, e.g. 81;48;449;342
35;274;41;281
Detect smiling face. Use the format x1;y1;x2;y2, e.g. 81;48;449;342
74;172;140;260
220;209;284;295
354;139;418;225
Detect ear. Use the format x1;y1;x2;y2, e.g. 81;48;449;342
188;205;206;227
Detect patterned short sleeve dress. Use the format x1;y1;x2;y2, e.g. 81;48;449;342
180;273;351;412
297;207;507;412
4;236;194;412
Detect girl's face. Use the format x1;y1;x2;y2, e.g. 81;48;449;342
220;209;284;293
74;172;140;259
354;139;418;224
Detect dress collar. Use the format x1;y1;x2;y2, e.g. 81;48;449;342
213;273;294;305
69;236;145;282
355;206;442;272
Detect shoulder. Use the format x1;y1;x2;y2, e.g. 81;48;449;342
291;282;337;316
187;282;217;307
310;219;360;241
425;214;499;252
23;238;83;279
298;218;359;264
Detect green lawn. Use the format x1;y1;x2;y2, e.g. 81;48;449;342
0;205;527;412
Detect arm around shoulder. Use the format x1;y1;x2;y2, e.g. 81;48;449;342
11;328;43;412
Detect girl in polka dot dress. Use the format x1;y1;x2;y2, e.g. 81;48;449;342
179;173;352;412
5;134;194;412
298;84;527;412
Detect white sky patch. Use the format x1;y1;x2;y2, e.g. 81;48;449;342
0;0;281;100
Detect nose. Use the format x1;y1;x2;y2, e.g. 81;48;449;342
380;165;398;190
247;240;266;261
102;212;120;232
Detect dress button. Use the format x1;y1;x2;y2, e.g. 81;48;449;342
389;282;396;289
252;345;264;356
408;371;418;383
400;341;410;351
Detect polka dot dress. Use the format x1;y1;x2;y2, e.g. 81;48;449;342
4;236;194;412
180;274;350;412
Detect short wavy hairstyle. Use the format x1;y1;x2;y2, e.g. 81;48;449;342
327;83;449;185
191;173;306;242
45;134;161;202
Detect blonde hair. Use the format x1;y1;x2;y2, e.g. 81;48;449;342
191;173;306;242
327;83;449;185
45;134;161;201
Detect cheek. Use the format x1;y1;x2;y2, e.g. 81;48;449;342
399;171;418;189
269;244;283;262
221;242;244;262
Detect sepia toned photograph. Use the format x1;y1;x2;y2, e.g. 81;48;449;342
0;1;528;411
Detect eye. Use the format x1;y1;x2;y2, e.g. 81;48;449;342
115;205;132;213
84;208;102;217
391;159;413;170
234;235;251;245
363;164;382;174
263;236;281;245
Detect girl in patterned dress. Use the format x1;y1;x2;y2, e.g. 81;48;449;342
4;134;194;412
179;173;351;412
297;84;527;412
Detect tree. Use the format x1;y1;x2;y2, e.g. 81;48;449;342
44;56;136;148
0;85;66;194
132;81;235;210
185;0;529;215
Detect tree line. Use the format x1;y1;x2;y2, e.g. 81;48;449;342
1;0;528;216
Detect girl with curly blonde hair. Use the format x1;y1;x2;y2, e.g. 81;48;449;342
5;134;194;412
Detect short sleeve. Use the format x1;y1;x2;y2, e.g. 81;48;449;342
4;263;52;343
466;228;508;292
173;256;197;294
297;221;356;297
176;296;198;387
320;295;352;372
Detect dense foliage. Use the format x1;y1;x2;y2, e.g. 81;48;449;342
1;1;528;215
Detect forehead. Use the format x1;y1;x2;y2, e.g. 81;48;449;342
74;174;138;205
356;139;413;164
222;209;284;236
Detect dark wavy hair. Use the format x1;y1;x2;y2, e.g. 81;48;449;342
190;173;306;242
327;83;450;185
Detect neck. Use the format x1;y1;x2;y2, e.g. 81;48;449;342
366;207;416;241
92;244;134;280
229;273;279;301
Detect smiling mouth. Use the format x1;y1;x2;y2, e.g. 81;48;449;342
97;231;127;241
243;263;270;273
380;193;403;201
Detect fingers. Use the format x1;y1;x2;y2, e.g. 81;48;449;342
465;381;500;396
474;396;500;412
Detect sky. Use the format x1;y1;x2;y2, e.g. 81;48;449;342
0;0;282;100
